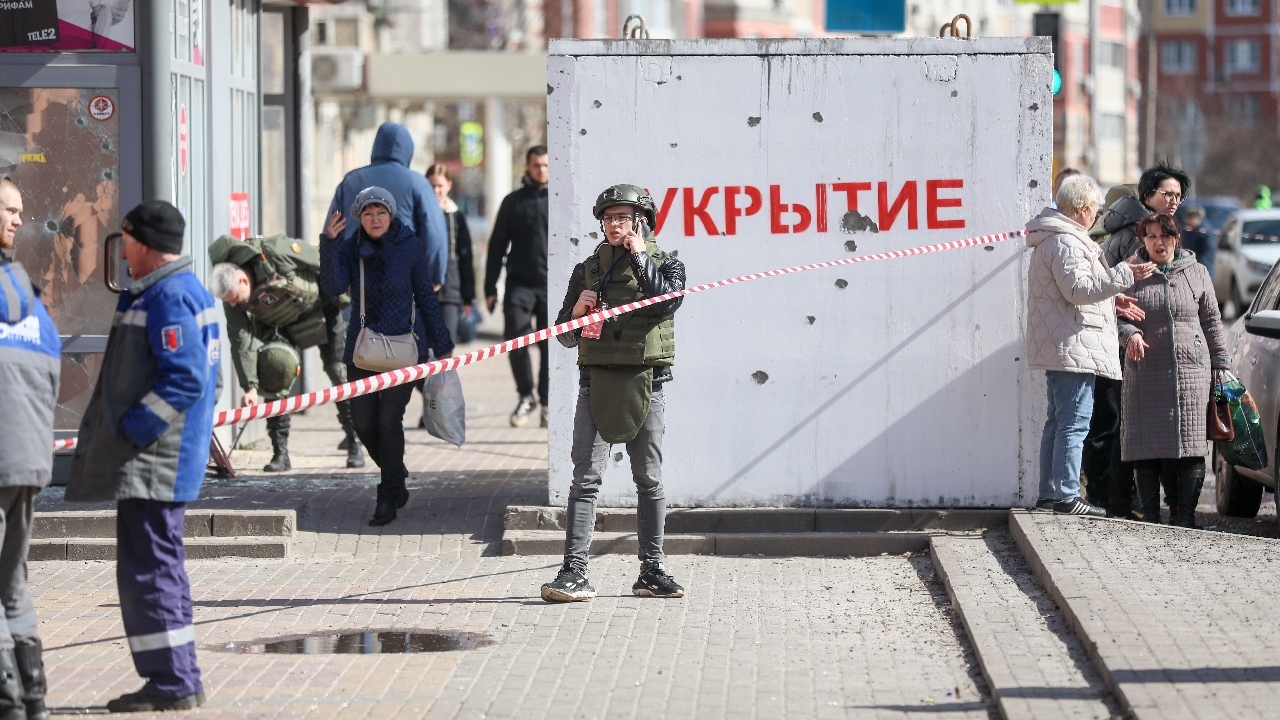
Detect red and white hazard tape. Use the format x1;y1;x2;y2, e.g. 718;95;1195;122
1241;233;1280;243
51;229;1025;452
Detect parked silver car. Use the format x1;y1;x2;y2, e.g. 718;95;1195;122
1214;210;1280;318
1216;257;1280;517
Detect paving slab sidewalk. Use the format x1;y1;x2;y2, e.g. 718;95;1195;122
1011;510;1280;720
30;345;1003;718
932;530;1119;720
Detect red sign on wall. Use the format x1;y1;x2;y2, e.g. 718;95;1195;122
229;192;251;240
178;104;188;177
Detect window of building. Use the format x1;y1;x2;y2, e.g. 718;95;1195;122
1101;41;1126;70
1161;40;1198;74
1225;94;1260;127
1225;39;1262;73
1099;113;1125;142
1164;0;1195;15
334;19;358;46
315;20;329;45
1225;0;1260;16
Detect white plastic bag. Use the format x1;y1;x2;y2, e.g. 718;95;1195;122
422;370;466;446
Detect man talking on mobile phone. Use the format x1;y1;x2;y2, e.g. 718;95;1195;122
541;184;688;603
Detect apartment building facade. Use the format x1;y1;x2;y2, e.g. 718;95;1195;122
1147;0;1278;197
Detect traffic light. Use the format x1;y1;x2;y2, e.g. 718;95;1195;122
1034;12;1062;96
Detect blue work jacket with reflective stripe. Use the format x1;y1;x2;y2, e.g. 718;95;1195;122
66;257;221;503
0;261;61;488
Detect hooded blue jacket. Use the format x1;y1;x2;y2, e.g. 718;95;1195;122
326;123;448;287
320;219;455;365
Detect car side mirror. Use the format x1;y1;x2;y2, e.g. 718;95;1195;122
1244;309;1280;338
1218;231;1233;251
104;231;127;293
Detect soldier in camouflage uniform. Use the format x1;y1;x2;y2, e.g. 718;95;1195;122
209;235;364;471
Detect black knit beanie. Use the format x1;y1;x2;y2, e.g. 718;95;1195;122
123;200;185;254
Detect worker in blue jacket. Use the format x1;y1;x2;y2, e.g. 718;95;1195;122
0;175;60;720
66;201;219;713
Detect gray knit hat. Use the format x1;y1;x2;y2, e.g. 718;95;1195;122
350;186;397;220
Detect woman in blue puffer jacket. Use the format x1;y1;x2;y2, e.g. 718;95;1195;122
320;186;454;527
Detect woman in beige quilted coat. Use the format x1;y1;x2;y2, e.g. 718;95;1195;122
1118;213;1230;528
1026;175;1152;517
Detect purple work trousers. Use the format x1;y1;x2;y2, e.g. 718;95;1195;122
116;499;203;700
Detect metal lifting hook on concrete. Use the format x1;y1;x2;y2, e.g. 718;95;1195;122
623;14;650;39
939;13;973;38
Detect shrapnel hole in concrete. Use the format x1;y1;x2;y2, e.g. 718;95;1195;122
219;631;492;655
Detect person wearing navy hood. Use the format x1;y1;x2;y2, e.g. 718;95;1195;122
66;200;220;713
0;175;60;720
320;187;454;527
325;122;448;289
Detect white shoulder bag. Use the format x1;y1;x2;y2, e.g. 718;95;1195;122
352;257;419;372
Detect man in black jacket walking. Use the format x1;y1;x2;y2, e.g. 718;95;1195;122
486;146;549;427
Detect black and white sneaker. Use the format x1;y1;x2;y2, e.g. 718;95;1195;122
1034;498;1055;512
541;563;596;603
1053;497;1106;517
633;562;685;598
510;395;538;427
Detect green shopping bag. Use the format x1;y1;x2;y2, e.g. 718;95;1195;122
1213;371;1269;471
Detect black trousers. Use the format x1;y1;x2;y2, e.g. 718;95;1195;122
504;284;548;405
1082;376;1124;511
347;364;415;502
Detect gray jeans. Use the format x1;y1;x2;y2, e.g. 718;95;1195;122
564;384;666;570
0;488;38;649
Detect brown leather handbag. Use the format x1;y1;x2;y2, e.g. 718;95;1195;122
1208;370;1235;442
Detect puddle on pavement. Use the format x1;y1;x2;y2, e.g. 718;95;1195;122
219;631;492;655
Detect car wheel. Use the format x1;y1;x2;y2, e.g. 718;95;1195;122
1215;445;1264;518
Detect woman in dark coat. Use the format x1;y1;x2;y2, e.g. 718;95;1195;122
319;186;454;527
1118;213;1230;528
426;164;475;341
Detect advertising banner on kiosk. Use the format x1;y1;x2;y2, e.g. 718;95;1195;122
0;0;135;51
546;38;1052;508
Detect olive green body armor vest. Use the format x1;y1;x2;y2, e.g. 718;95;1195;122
244;272;319;329
209;234;325;346
577;239;676;368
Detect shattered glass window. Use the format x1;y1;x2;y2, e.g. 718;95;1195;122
0;87;121;430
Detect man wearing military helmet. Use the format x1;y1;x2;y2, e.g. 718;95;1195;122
540;184;688;603
208;235;365;471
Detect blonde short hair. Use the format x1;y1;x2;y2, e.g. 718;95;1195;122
1055;174;1104;217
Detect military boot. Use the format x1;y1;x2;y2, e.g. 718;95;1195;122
264;415;291;472
0;649;27;720
344;433;365;468
12;639;48;720
336;400;364;468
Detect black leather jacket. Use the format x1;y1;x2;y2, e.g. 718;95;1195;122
556;244;686;388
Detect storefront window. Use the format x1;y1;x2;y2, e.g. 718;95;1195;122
0;87;121;429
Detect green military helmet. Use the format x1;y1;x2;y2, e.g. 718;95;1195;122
256;341;301;394
593;184;656;227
